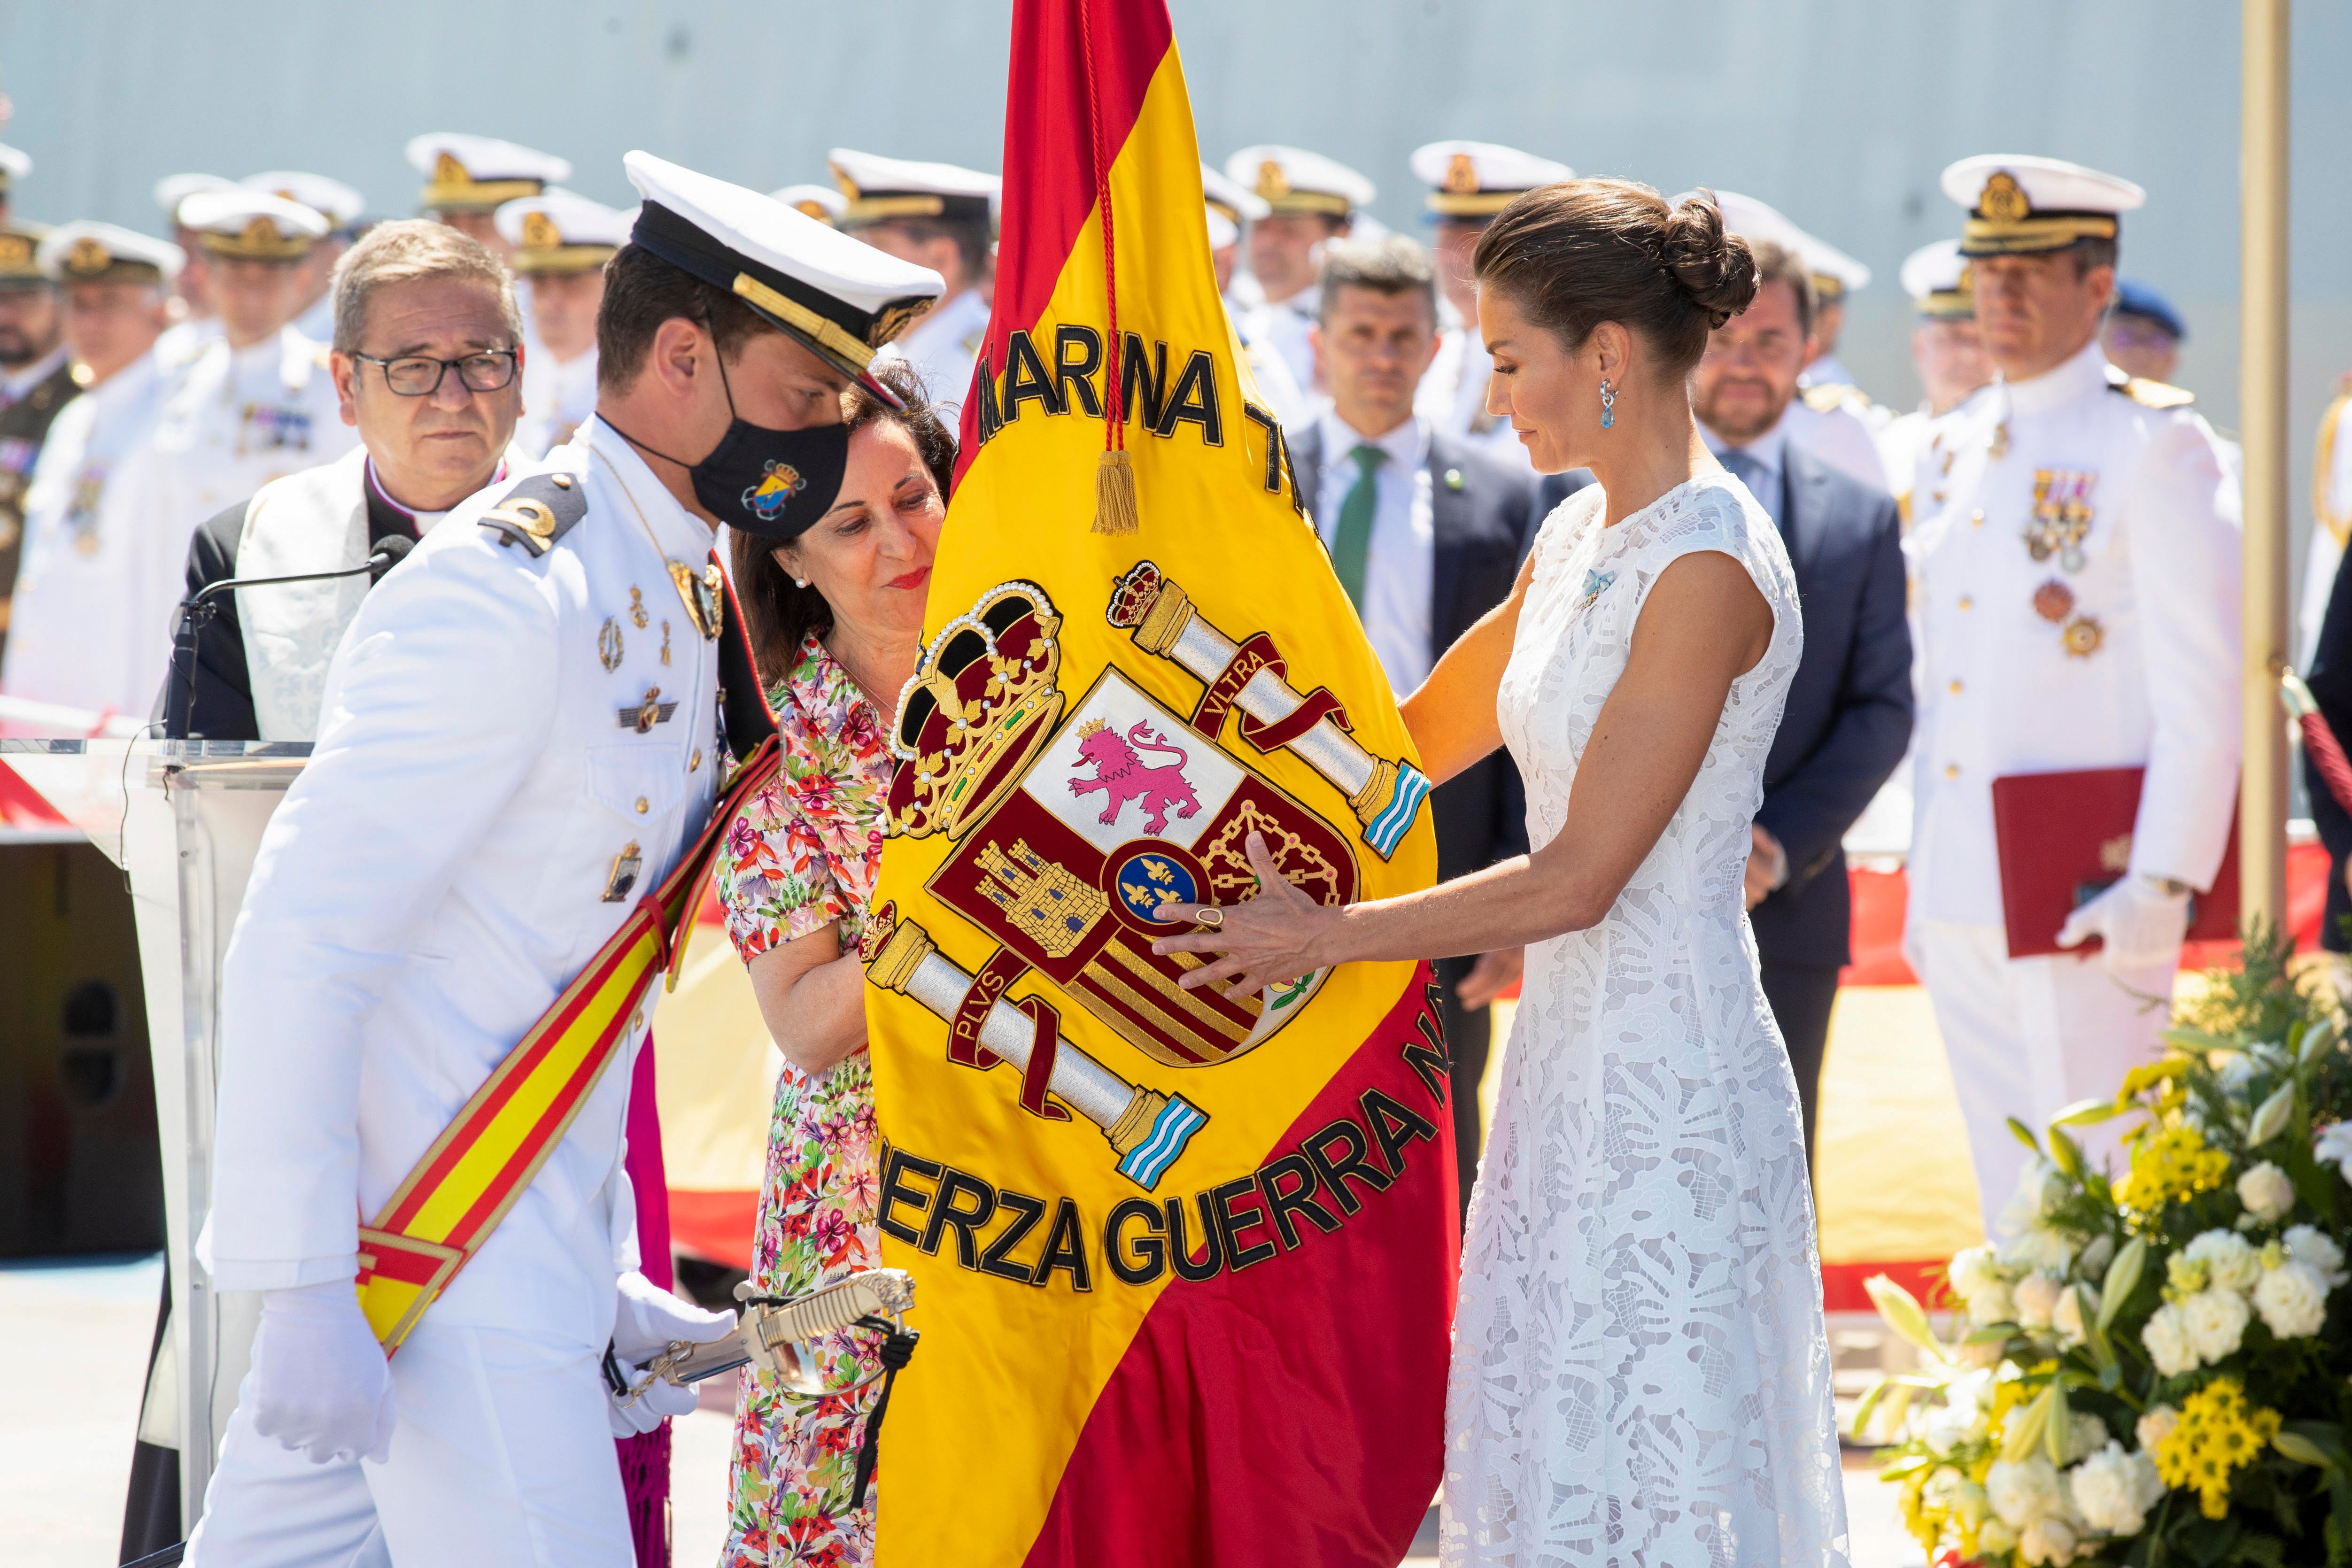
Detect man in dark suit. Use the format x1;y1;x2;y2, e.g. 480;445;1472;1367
1289;234;1584;1223
1693;237;1913;1164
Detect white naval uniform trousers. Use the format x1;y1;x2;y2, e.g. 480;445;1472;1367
1906;339;2241;1232
186;420;721;1567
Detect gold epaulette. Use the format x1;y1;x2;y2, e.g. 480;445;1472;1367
1801;382;1870;414
2113;376;2194;409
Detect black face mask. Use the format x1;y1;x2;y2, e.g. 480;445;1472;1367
605;353;850;541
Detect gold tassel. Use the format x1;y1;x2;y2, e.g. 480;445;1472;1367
1093;448;1139;534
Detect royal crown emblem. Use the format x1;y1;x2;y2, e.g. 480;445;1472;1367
1255;160;1291;201
1979;170;2031;224
887;581;1067;841
742;458;809;523
239;215;278;249
433;151;472;189
63;237;113;277
1444;153;1481;195
520;210;563;251
0;234;29;268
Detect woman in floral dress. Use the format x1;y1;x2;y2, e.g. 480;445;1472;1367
713;362;951;1567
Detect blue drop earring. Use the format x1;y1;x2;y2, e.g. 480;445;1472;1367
1599;378;1617;430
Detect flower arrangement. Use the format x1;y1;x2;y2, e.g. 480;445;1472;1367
1864;927;2352;1566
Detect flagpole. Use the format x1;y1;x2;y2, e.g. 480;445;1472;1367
2241;0;2290;928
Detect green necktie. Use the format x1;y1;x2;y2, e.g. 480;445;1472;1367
1331;442;1385;609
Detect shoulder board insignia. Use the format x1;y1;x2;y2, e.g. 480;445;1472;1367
1801;382;1868;414
480;471;588;557
2115;376;2195;409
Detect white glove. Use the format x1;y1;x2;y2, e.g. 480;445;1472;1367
247;1279;395;1465
2056;875;2192;975
606;1270;735;1437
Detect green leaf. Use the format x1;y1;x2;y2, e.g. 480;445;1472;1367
2049;1126;2086;1181
1964;1322;2021;1346
2046;1378;2073;1466
1849;1375;1890;1439
2161;1024;2231;1052
1865;1274;1943;1359
2300;1014;2342;1066
2004;1381;2056;1464
2009;1116;2044;1154
2281;1134;2342;1228
2276;1430;2337;1468
2249;1082;2298;1147
2098;1235;2149;1332
2054;1097;2125;1127
1879;1452;1935;1480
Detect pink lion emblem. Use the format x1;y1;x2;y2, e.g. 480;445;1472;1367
1067;718;1201;835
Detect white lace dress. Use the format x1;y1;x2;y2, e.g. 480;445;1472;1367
1441;474;1849;1568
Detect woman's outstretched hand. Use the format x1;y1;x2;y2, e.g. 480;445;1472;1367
1151;831;1342;996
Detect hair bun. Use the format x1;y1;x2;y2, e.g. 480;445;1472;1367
1660;191;1757;329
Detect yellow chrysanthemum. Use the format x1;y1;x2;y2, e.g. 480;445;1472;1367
2116;1123;2231;1214
2156;1378;2282;1521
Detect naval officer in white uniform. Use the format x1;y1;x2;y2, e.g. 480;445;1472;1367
832;147;998;409
1876;238;1993;504
1905;155;2241;1229
498;188;632;459
1226;144;1374;406
244;170;367;344
185;151;943;1568
1408;140;1571;471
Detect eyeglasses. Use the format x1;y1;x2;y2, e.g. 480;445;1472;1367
351;349;518;396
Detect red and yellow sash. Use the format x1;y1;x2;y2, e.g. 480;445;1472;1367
355;739;780;1350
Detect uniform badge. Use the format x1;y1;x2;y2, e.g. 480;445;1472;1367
2062;615;2104;658
666;562;723;641
2026;469;2097;571
1989;422;2010;460
602;842;643;903
2032;579;2077;623
599;618;625;672
619;687;680;733
629;587;650;629
1578;569;1616;611
661;621;672;666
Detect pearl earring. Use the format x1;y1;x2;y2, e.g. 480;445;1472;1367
1599;378;1617;430
794;577;810;588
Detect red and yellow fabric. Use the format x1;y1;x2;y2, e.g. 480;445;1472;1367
354;740;781;1351
864;2;1452;1562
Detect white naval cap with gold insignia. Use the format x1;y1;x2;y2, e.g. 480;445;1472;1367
154;172;236;226
405;133;572;213
1899;239;1973;320
0;223;47;286
1200;164;1267;252
1706;189;1871;299
1224;145;1374;220
495;189;633;276
1941;154;2144;257
769;184;847;228
242;170;366;235
826;149;999;227
37;221;186;286
177;188;328;260
1409;140;1571;219
623;150;944;407
0;144;28;196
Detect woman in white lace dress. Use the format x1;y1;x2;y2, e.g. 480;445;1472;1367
1153;180;1848;1567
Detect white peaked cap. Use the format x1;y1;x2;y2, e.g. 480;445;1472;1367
243;170;365;229
1409;140;1572;215
826;149;1000;225
1704;188;1871;294
1941;154;2145;257
406;133;573;210
496;189;635;273
770;184;848;226
154;173;237;223
623;150;944;403
1205;207;1239;251
38;221;187;285
0;144;30;183
1199;163;1269;225
177;188;329;257
1223;145;1375;217
1900;239;1968;301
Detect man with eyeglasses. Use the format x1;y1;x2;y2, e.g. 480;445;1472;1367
168;219;523;739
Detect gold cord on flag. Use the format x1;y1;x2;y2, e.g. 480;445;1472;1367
1080;0;1140;534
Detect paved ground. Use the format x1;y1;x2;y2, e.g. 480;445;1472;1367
4;1252;1921;1567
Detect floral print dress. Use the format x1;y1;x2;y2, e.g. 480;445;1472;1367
714;632;894;1568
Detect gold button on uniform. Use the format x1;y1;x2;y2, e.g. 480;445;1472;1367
1949;679;1964;695
689;749;703;772
1958;595;1974;610
1944;763;1960;779
634;797;649;815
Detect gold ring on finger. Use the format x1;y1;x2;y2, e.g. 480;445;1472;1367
1194;907;1224;930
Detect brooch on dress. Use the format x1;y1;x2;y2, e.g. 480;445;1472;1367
1578;569;1617;611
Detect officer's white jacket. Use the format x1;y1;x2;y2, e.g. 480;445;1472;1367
1906;337;2242;928
202;420;722;1350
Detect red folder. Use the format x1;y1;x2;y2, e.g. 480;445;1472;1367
1990;766;2240;958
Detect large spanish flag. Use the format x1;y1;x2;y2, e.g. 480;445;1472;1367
860;0;1455;1561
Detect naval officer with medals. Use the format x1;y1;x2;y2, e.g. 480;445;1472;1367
186;151;942;1567
1904;156;2241;1230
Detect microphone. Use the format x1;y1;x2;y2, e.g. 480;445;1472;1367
162;534;418;737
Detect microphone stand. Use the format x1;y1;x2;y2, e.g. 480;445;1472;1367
161;540;411;739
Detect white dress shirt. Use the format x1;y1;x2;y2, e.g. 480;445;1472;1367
1313;408;1435;696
